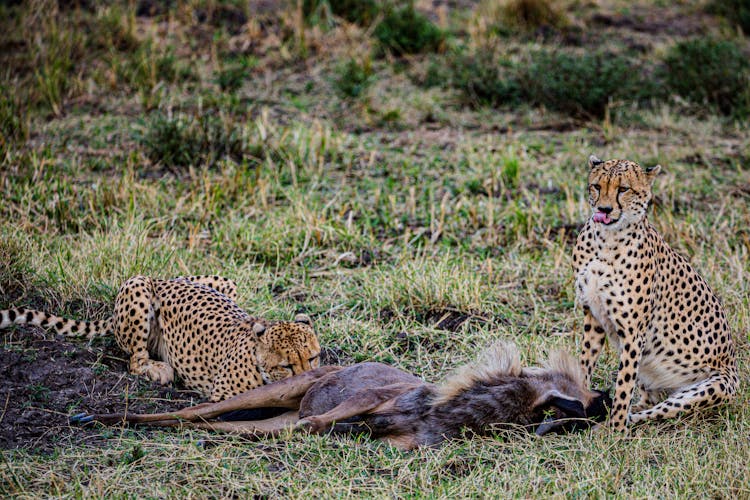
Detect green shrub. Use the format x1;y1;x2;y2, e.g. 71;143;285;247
374;4;445;56
443;48;656;118
303;0;380;25
215;65;247;92
138;113;202;168
662;38;750;117
520;50;646;118
334;58;375;98
137;112;252;169
215;55;256;93
448;52;522;107
498;0;568;32
707;0;750;35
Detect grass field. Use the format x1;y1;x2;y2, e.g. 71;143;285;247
1;0;749;497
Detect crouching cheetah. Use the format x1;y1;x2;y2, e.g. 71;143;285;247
573;155;738;431
0;275;321;401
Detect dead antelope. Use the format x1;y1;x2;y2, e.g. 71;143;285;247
71;342;611;450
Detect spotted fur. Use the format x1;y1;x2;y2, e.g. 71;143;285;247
573;155;738;431
0;275;321;401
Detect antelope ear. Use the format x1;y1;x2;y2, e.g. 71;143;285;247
645;164;661;184
586;389;612;422
252;322;267;336
532;389;585;418
588;155;604;169
294;313;312;326
532;389;586;436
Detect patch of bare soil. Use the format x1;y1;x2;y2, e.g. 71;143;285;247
0;327;200;453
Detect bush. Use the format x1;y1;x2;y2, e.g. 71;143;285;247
447;52;522;108
498;0;568;32
215;55;257;93
374;4;445;56
707;0;750;35
334;58;375;98
303;0;380;25
520;51;647;118
138;114;201;168
662;38;750;117
215;65;248;92
137;113;251;169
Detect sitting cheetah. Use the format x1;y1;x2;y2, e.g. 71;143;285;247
0;275;321;401
573;155;738;431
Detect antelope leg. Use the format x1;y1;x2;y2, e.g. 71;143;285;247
71;366;342;426
187;411;300;436
298;383;419;434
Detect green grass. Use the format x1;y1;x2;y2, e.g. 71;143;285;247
1;0;750;497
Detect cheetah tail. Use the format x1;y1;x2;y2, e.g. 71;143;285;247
0;307;112;339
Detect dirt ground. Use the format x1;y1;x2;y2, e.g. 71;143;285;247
0;326;200;453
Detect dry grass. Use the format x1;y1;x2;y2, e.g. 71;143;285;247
1;0;749;497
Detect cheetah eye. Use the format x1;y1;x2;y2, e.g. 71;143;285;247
280;363;293;369
590;184;601;191
308;355;319;363
618;186;630;193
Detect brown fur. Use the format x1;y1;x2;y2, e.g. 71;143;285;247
72;342;611;450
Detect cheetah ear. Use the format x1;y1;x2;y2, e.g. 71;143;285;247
588;155;604;169
252;322;267;336
294;313;312;326
644;164;661;184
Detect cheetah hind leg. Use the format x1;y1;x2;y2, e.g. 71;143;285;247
631;384;662;413
113;276;175;386
629;370;738;424
178;275;238;302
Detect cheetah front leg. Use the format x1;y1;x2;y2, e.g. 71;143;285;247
629;368;739;425
113;276;174;385
608;323;645;432
580;307;607;387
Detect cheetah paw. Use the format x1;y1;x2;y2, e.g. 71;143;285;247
141;361;175;385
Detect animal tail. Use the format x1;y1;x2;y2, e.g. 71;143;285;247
0;307;112;339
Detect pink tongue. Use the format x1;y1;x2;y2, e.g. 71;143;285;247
593;212;612;224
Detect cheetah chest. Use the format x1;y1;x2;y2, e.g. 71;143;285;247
575;258;624;349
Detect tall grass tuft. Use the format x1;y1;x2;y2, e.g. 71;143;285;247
334;57;375;98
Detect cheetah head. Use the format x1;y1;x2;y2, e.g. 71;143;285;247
587;155;661;228
252;314;321;384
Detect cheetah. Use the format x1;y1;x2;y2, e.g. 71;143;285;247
573;155;738;431
0;275;321;401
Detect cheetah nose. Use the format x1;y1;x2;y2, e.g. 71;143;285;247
597;206;613;214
